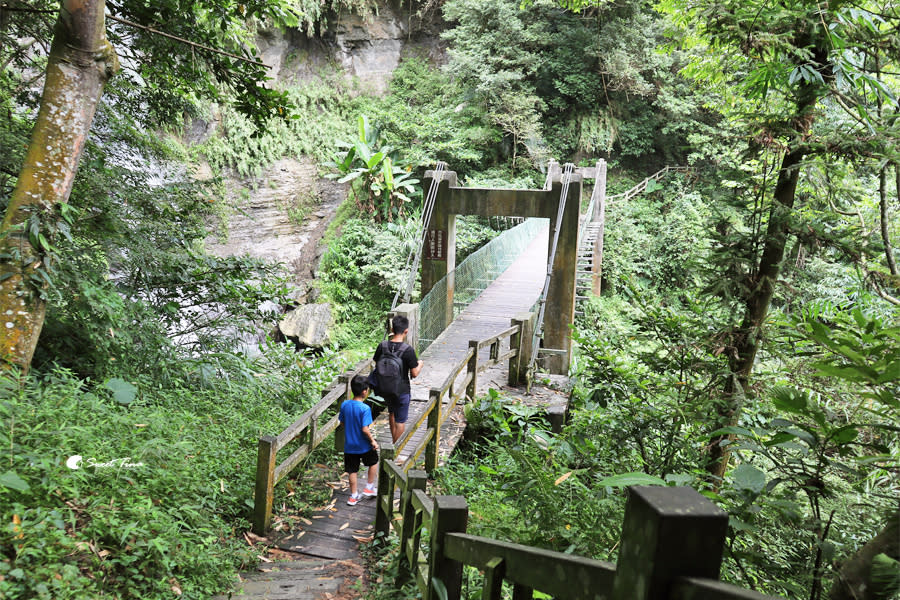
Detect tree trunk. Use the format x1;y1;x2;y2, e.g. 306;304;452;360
829;508;900;600
706;145;806;479
0;0;118;372
882;166;899;277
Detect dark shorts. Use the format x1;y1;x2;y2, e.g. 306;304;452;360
388;393;411;424
344;448;378;473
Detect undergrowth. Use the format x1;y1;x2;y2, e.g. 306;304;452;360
0;344;351;600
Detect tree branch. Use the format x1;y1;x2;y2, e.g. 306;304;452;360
105;14;267;67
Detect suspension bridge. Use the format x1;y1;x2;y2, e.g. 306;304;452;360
215;163;784;600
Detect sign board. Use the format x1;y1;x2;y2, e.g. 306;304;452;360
424;229;447;261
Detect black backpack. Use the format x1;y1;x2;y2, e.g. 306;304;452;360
376;341;407;396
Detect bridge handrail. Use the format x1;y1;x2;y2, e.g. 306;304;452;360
374;466;786;600
606;165;688;205
578;161;606;248
254;307;537;534
252;357;372;534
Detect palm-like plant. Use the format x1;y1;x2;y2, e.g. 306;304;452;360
326;116;420;222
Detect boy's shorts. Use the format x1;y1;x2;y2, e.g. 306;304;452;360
388;393;411;424
344;449;378;473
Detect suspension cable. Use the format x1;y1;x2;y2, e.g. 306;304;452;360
528;162;574;376
391;161;446;311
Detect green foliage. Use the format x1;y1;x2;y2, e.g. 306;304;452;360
365;57;500;172
325;116;421;223
18;106;290;382
195;72;363;177
602;174;710;292
443;390;626;560
317;215;420;348
0;349;345;599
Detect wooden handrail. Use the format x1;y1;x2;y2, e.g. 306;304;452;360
375;473;787;600
252;357;372;534
444;532;617;598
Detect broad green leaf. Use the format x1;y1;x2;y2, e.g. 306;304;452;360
597;473;666;487
830;425;859;445
0;470;30;492
708;426;754;438
772;386;807;414
732;463;766;494
104;378;137;406
366;152;384;170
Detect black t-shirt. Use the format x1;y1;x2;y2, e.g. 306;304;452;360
373;340;419;396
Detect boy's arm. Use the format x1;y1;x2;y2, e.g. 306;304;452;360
361;425;378;450
406;346;424;378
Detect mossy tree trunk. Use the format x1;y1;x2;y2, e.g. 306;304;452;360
705;144;807;480
0;0;118;372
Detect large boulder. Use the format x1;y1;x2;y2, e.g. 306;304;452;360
278;303;334;348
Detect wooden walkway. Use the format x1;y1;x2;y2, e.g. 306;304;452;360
218;225;550;599
388;224;549;464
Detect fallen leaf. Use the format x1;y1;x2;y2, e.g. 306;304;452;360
338;522;349;531
554;471;573;486
301;518;312;525
134;424;147;428
257;555;272;563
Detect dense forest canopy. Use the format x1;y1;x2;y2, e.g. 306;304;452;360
1;0;898;598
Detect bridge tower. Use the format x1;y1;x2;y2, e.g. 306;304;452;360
419;169;582;374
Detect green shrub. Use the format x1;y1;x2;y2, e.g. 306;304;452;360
0;346;348;599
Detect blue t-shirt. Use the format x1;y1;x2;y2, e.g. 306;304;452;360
339;399;374;454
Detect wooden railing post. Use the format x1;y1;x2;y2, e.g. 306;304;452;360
374;441;396;540
252;435;277;535
482;557;506;600
592;159;607;296
400;470;428;581
466;340;479;401
425;389;441;474
428;495;468;600
508;312;534;385
611;486;728;600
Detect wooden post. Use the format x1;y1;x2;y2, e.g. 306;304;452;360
482;557;506;600
508;312;534;385
400;470;428;580
611;486;729;600
425;389;441;474
421;170;458;334
592;159;607;297
544;174;581;375
374;441;396;540
334;374;352;452
252;435;277;535
466;340;479;401
428;496;468;600
512;584;534;600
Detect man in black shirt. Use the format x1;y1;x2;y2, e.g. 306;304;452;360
373;315;423;443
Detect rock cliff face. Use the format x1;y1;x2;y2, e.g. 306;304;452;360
258;5;446;92
202;5;446;344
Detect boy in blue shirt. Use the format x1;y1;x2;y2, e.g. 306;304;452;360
339;375;379;506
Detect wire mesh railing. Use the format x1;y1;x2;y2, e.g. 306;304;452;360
417;218;547;353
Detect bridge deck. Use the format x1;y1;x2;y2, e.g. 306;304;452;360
237;225;551;599
388;224;549;464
